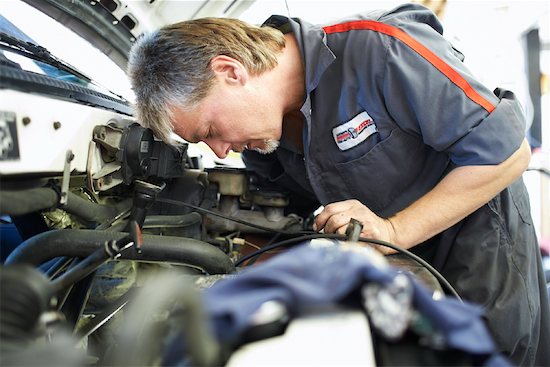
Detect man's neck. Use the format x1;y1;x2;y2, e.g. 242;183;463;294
282;110;305;153
278;33;306;114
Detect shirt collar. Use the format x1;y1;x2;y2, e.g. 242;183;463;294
262;15;336;94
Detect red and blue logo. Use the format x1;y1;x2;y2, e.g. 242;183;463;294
332;111;377;150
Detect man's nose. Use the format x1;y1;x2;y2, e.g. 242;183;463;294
206;140;230;159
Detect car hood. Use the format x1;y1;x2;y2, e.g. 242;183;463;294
22;0;256;71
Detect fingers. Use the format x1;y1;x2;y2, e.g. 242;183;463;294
336;225;348;235
313;200;390;238
313;200;401;257
323;212;356;234
313;199;361;233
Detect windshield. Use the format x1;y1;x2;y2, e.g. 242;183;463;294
0;0;134;102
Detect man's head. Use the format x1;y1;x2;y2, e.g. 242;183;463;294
127;17;286;156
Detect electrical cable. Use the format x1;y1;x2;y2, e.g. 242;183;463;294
44;256;73;279
242;232;282;267
243;241;261;251
156;197;308;235
157;198;461;301
234;233;462;302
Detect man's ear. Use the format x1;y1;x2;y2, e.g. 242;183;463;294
210;55;248;86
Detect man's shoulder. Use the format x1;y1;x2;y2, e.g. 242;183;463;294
376;3;443;35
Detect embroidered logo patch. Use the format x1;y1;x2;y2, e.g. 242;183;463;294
332;111;377;151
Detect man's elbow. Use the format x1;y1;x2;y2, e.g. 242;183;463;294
509;138;532;176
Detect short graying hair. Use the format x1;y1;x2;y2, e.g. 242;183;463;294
127;18;286;144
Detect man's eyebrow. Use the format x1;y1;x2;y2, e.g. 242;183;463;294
190;128;209;143
190;133;201;143
172;121;197;143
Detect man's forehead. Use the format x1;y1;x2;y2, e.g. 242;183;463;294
171;108;201;143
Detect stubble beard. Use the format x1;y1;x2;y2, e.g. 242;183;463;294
253;139;280;154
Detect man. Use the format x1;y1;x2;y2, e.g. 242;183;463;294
127;3;549;365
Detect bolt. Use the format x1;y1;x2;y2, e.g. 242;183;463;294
53;121;61;130
22;117;31;126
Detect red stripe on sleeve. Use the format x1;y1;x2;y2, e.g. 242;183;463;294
323;20;495;113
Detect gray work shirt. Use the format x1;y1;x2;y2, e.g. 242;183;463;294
245;6;550;365
243;3;526;218
243;7;550;364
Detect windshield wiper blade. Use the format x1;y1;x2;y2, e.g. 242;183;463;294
0;31;92;82
0;51;22;69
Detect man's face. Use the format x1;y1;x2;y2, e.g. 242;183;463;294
171;78;282;159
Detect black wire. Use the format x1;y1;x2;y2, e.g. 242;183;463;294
362;236;461;301
156;197;461;301
242;232;282;267
234;233;462;302
45;256;74;279
156;197;310;235
234;233;322;266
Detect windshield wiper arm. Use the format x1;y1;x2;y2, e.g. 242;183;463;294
0;31;92;82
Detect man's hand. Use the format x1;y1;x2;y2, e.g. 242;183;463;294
312;140;531;256
313;199;398;255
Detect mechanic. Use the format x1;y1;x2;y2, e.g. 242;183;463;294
127;3;550;365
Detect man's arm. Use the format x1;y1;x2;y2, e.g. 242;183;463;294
314;139;531;253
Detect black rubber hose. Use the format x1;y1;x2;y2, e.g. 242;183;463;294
0;265;52;348
5;229;235;275
0;188;58;216
143;213;202;228
50;246;111;292
0;187;131;225
63;192;131;225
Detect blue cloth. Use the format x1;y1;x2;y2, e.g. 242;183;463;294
203;240;511;365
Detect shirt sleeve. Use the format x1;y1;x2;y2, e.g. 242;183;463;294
380;6;526;166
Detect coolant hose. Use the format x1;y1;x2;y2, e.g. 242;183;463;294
5;229;235;275
0;188;58;216
63;193;131;225
0;187;131;225
143;212;202;228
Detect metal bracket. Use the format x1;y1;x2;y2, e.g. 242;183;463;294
59;150;74;206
